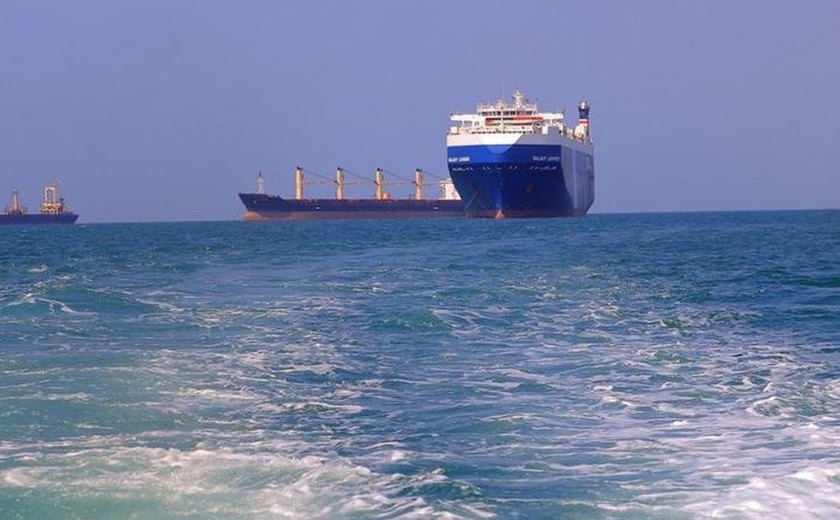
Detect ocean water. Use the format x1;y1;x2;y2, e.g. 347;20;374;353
1;211;839;520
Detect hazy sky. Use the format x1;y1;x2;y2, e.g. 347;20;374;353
1;1;838;222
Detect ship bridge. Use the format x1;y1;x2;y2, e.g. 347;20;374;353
476;89;539;117
448;89;591;143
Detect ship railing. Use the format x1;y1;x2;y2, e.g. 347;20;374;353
476;102;538;113
451;121;565;135
476;109;539;118
452;125;539;134
451;124;590;144
466;128;539;135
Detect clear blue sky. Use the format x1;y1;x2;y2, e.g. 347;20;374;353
1;0;838;222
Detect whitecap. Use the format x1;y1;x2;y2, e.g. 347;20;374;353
389;450;406;462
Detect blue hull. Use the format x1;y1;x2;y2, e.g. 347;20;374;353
239;193;464;220
0;213;78;225
447;143;594;218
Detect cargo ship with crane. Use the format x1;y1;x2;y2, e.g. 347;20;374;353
239;167;463;220
1;183;79;225
446;89;595;218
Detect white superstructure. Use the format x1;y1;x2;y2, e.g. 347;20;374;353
447;89;592;152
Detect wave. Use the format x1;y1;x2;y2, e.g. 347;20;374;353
0;438;488;519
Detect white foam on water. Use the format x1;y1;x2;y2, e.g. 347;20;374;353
458;503;496;518
430;309;489;338
330;388;361;400
483;413;534;423
194;307;255;328
0;439;471;518
136;297;187;315
746;395;798;418
30;391;93;402
3;293;92;316
255;401;365;414
2;467;52;487
824;380;840;400
593;384;638;408
389;450;407;462
684;465;840;519
180;387;259;402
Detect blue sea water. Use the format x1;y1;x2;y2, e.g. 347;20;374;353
1;211;839;519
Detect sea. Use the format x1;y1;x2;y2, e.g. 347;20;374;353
1;210;839;520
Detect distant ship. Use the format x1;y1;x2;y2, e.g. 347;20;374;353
239;168;464;220
0;183;79;225
447;89;595;218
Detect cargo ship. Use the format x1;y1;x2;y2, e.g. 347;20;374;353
0;183;79;225
447;89;595;218
239;168;464;220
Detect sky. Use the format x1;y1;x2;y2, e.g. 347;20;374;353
1;0;838;222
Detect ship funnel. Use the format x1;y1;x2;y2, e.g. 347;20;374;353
574;101;591;141
578;101;590;124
